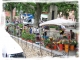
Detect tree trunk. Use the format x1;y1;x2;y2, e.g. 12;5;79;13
10;5;13;23
34;3;42;27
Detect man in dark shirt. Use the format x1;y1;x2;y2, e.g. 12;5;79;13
70;30;75;40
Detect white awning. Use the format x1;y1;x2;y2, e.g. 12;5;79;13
39;18;75;26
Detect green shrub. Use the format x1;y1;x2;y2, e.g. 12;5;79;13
14;29;16;36
21;29;36;42
26;32;31;40
63;40;69;44
21;30;27;39
44;39;50;47
30;34;36;42
70;40;78;45
50;26;59;30
56;26;59;30
50;26;57;28
18;24;23;28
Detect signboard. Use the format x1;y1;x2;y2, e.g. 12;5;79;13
21;13;34;25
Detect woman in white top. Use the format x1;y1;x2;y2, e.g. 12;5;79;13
33;27;36;34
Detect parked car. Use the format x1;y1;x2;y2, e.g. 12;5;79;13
1;28;26;58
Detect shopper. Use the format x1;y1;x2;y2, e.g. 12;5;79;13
70;30;75;40
29;27;32;34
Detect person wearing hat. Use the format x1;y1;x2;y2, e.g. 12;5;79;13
59;25;66;39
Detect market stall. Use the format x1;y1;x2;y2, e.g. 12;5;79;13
39;18;78;56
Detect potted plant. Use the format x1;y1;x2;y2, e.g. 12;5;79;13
63;40;69;53
52;41;57;50
21;30;31;41
25;33;32;42
70;40;78;51
30;34;36;43
21;30;27;40
58;40;64;51
44;39;51;49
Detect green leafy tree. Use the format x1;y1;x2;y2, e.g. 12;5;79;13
4;2;78;25
16;2;50;27
3;2;17;22
29;3;50;27
4;2;51;27
54;2;78;21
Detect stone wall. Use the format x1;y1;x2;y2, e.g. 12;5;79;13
12;36;64;58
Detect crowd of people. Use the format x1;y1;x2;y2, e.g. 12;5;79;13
6;22;76;44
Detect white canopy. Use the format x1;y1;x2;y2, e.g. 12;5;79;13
39;18;75;26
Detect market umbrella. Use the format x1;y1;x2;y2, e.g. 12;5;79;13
39;18;75;26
